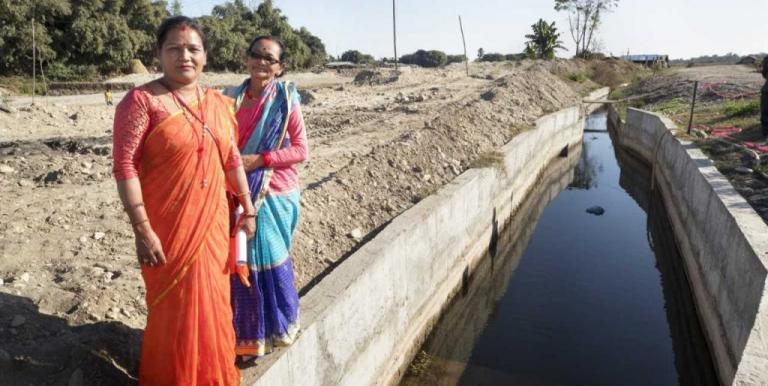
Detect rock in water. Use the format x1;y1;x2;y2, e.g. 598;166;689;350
586;206;605;216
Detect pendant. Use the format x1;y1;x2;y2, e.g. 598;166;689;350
201;179;208;188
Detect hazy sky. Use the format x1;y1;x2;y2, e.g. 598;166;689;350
181;0;768;60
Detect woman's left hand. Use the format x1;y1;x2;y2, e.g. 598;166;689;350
242;154;265;172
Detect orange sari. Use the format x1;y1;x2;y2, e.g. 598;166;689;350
136;90;240;385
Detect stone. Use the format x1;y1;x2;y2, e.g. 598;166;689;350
69;112;78;121
348;228;364;241
20;273;30;282
79;236;88;244
586;206;605;216
68;368;84;386
480;90;496;101
0;278;3;286
93;232;106;241
0;348;10;362
0;165;14;174
10;315;25;327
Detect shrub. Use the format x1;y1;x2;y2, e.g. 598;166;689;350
446;54;466;65
567;72;588;82
478;53;505;62
400;50;448;68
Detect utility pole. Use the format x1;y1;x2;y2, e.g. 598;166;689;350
458;15;469;76
392;0;398;71
32;8;36;100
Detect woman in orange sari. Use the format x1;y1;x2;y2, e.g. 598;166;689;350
112;16;254;385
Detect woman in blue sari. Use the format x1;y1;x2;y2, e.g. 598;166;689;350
224;36;307;357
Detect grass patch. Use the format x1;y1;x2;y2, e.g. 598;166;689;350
655;98;690;116
471;150;505;170
723;99;760;118
0;76;47;95
567;72;588;83
407;350;432;377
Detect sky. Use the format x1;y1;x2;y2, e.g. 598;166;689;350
180;0;768;60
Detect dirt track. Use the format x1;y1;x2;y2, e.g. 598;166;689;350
0;59;636;384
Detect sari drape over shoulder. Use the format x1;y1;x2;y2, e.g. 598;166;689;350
223;79;305;357
113;87;241;386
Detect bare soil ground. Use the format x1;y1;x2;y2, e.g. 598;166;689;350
618;64;768;220
0;59;638;384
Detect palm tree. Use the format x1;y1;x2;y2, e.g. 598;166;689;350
524;19;567;60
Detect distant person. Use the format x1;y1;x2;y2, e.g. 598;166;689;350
762;56;768;137
111;16;255;385
223;35;307;359
104;87;113;106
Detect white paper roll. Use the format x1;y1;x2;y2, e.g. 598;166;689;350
235;205;248;265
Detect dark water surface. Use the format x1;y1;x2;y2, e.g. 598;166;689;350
400;112;718;386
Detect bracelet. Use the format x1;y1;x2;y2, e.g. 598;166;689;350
242;213;256;218
124;202;144;211
131;218;149;227
235;191;250;198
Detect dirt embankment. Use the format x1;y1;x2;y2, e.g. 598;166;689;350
617;64;768;222
0;59;638;384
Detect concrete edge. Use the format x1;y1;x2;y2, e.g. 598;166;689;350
611;106;768;385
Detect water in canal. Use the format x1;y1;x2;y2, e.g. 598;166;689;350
400;112;718;386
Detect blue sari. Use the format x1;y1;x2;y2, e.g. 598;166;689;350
224;79;301;357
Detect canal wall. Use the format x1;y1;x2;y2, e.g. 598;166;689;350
610;107;768;385
243;88;610;386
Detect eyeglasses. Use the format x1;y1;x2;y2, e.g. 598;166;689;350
248;51;280;65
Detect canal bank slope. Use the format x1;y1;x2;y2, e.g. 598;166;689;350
610;107;768;385
242;88;610;386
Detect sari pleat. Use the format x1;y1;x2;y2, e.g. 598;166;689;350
136;90;240;386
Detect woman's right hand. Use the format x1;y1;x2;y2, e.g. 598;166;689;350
134;222;167;267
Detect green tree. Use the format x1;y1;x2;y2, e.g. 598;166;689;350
524;19;566;60
0;0;71;75
341;50;374;64
295;27;327;68
170;0;182;16
554;0;618;58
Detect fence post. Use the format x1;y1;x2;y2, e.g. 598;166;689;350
687;80;698;135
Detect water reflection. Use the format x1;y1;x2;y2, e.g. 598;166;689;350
569;138;601;190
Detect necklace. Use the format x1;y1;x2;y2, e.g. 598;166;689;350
245;87;261;101
158;80;212;188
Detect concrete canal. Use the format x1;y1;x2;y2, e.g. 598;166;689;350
399;111;719;386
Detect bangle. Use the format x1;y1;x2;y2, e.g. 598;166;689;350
131;218;149;227
235;191;250;198
124;202;144;211
242;213;256;218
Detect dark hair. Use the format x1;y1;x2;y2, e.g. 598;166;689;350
156;16;208;51
248;35;285;62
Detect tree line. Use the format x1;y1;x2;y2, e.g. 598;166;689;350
0;0;327;80
0;0;620;80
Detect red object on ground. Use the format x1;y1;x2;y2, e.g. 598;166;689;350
707;126;742;138
744;142;768;153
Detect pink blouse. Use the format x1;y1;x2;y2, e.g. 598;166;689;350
112;86;242;181
235;102;308;194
